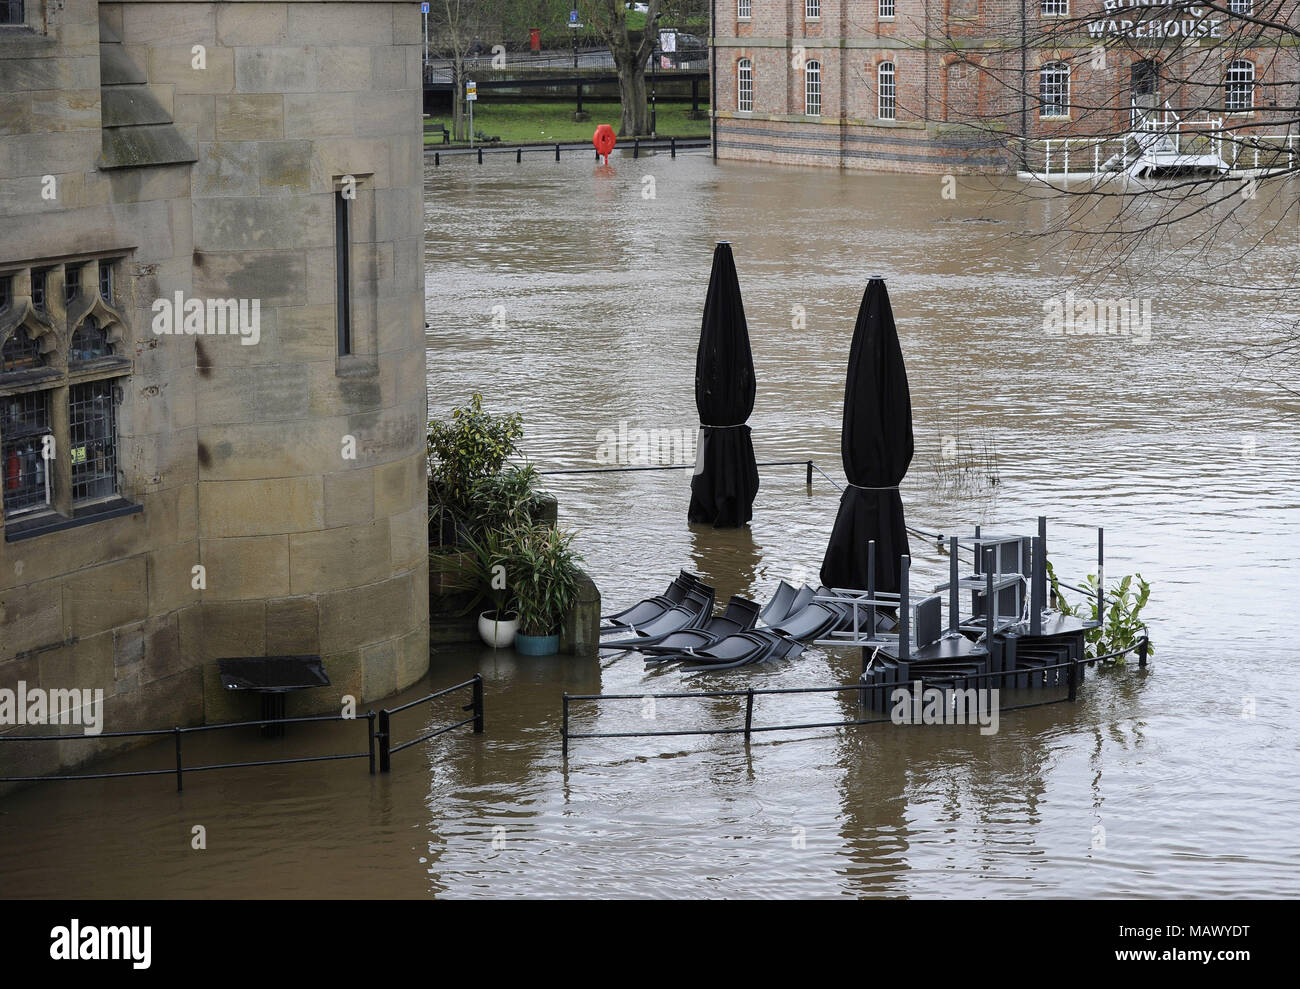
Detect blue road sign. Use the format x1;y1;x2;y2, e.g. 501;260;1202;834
570;10;578;23
421;2;429;12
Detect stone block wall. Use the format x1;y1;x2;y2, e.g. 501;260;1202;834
1;0;429;788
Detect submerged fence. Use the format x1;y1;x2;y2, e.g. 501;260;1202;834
431;136;709;166
561;638;1148;759
0;676;483;791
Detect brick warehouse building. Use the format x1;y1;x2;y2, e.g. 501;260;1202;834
712;1;1300;173
1;0;429;786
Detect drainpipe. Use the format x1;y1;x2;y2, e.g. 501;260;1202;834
711;0;718;160
1020;0;1028;169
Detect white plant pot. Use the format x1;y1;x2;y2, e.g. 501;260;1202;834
478;610;520;649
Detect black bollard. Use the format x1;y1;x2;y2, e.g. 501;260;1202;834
556;144;560;161
434;152;440;167
477;147;483;164
516;147;522;163
671;137;676;158
633;138;639;159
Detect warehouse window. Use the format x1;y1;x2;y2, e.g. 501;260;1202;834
737;0;751;18
1228;0;1252;13
1039;62;1070;118
0;1;26;26
737;58;753;112
880;0;895;17
878;61;896;120
806;0;820;19
1225;60;1255;112
805;60;821;116
1041;0;1068;14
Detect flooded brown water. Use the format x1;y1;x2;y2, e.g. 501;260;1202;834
2;152;1298;898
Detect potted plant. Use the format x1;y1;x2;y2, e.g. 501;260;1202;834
505;522;584;657
445;527;521;649
428;393;524;546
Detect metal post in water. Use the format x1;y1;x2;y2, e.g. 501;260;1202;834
435;152;440;167
471;674;485;733
898;555;910;662
367;711;376;774
805;460;813;489
744;688;755;743
1138;635;1149;669
1031;534;1045;637
174;727;183;792
634;138;639;159
671;137;677;158
516;147;522;163
561;694;570;758
1097;527;1105;628
378;710;391;773
477;147;483;164
555;144;560;161
1067;658;1078;702
985;548;995;643
948;536;959;633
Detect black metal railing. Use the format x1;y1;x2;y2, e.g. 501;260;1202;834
431;136;709;166
561;637;1148;758
0;712;376;791
1;676;486;789
376;675;484;771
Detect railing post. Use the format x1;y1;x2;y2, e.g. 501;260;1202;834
435;152;440;167
805;459;813;489
516;147;522;163
1067;659;1078;702
367;710;376;775
174;727;183;792
1137;636;1149;669
985;548;995;643
471;674;484;733
378;710;391;773
633;138;639;159
671;136;676;158
477;147;483;164
561;694;570;758
555;143;560;161
744;688;755;744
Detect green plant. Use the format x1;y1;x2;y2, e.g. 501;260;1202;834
468;463;542;534
503;522;584;637
427;393;524;520
1047;561;1153;662
443;526;514;619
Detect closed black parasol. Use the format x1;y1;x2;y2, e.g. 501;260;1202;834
688;242;760;528
820;277;913;592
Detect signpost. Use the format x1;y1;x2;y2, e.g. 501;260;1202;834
466;80;477;148
421;2;428;65
569;9;582;69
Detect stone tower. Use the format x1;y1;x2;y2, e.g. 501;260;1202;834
0;0;429;782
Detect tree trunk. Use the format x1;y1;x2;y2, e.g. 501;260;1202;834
614;55;649;137
450;60;466;142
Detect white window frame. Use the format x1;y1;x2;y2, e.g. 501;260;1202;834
737;58;753;112
1227;0;1252;13
806;0;821;20
1225;59;1255;112
1038;62;1070;118
805;59;821;116
879;0;896;18
737;0;752;19
878;61;896;120
1041;0;1069;15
